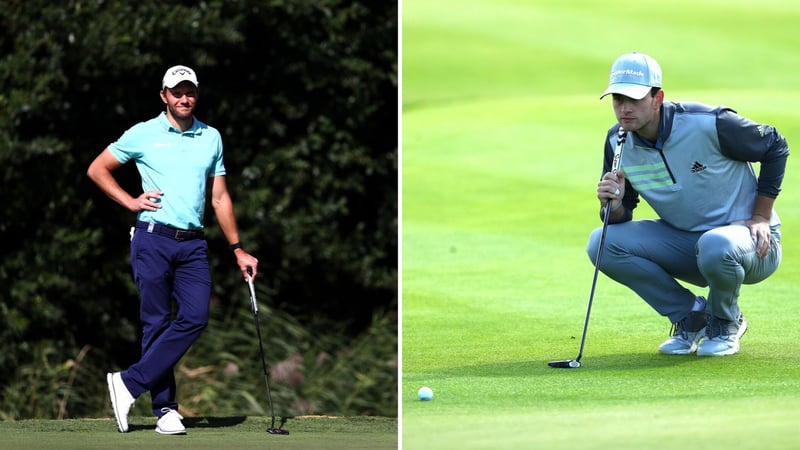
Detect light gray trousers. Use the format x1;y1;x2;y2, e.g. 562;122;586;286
587;219;781;323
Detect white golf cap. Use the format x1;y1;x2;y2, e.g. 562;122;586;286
162;65;199;89
600;52;662;100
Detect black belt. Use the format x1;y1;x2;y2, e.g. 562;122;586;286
135;221;204;241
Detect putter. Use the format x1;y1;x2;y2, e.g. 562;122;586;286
549;128;627;369
246;268;290;435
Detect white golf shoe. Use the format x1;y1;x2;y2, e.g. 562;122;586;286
107;372;135;432
155;408;186;435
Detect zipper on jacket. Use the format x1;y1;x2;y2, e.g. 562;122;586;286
658;150;677;183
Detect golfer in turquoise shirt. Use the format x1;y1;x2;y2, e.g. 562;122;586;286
88;65;259;435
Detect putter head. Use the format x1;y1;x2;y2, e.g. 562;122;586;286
548;360;581;369
267;427;290;435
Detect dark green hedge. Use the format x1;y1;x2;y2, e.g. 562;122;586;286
0;0;397;419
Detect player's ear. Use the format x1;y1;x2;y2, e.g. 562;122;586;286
654;89;664;109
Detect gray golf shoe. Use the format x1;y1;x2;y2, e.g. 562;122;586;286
697;314;748;357
658;310;708;355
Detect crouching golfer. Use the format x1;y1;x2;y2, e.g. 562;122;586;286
88;65;258;433
591;52;788;356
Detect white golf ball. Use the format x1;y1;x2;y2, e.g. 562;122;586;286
417;386;433;401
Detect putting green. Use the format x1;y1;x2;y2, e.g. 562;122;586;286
402;0;800;448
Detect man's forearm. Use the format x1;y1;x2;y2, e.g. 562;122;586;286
752;195;775;220
213;195;241;245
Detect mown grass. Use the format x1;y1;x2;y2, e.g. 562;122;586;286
0;415;397;449
402;0;800;448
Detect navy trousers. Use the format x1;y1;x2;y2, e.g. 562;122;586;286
121;225;211;417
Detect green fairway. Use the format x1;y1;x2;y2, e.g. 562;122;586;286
0;416;396;449
402;0;800;448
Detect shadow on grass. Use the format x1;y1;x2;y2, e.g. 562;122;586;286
434;352;717;378
184;416;249;428
539;352;713;371
127;416;247;432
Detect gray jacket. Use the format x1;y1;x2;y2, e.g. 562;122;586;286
603;101;789;232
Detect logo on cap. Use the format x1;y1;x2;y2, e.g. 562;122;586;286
610;68;645;80
172;67;193;76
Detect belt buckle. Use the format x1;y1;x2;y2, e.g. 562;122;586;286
174;230;187;241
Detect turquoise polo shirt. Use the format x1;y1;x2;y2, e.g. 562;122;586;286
108;112;225;230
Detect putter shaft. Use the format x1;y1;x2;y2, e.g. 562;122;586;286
549;128;627;368
246;270;288;434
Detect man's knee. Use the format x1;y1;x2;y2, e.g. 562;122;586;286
586;227;603;264
696;230;737;271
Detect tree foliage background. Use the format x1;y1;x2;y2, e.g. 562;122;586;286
0;0;397;420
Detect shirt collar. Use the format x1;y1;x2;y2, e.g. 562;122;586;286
157;111;202;136
632;104;669;150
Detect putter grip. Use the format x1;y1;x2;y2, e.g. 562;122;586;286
611;128;626;174
245;267;258;312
